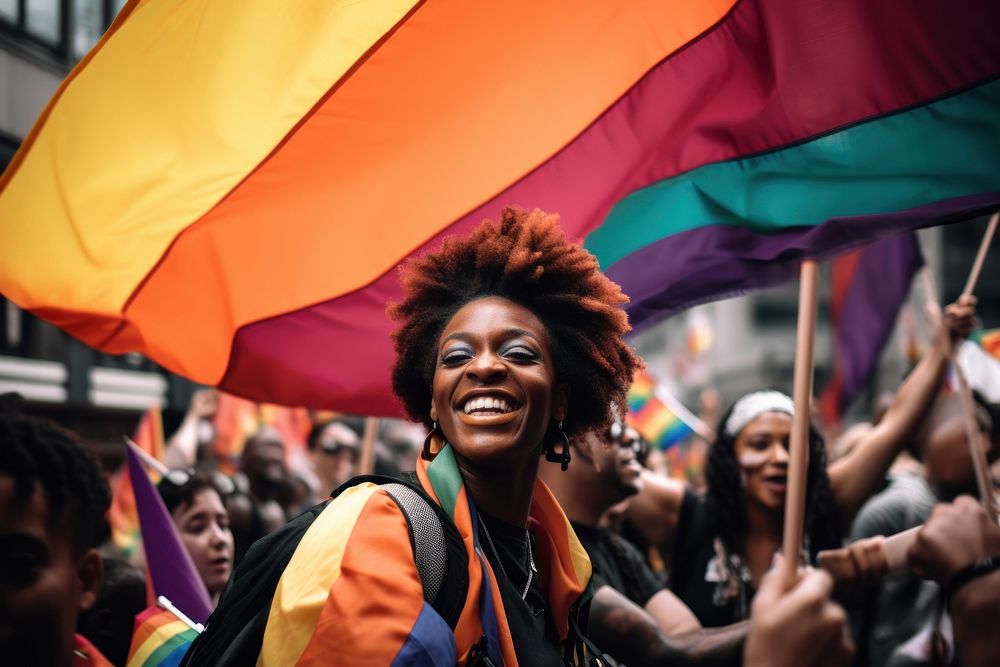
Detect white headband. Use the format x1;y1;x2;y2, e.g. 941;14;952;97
724;391;794;438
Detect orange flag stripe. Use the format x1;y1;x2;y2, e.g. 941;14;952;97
115;0;734;383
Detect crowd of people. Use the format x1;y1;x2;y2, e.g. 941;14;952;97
2;206;999;666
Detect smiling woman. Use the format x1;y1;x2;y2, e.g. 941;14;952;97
383;206;643;664
186;207;643;666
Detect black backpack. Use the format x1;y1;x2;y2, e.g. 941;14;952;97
181;473;469;666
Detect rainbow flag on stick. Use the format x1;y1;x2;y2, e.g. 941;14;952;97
125;440;213;624
1;1;999;414
628;374;706;450
126;597;201;667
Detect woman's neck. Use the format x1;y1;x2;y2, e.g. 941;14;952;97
457;451;540;527
742;503;783;586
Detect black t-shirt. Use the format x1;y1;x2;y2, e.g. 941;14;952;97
572;522;664;608
670;489;753;627
478;512;563;666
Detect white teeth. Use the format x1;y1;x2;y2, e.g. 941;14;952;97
462;396;514;414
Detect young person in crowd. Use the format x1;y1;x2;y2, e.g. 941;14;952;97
158;472;235;605
0;394;113;667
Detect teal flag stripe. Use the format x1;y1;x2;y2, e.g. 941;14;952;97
585;78;1000;269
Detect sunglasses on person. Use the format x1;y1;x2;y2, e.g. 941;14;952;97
160;468;237;497
607;421;650;466
319;441;361;464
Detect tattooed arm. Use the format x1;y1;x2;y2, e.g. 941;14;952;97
588;586;747;666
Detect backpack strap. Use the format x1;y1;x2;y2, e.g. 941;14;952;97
381;481;447;604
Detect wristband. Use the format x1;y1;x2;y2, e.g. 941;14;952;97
945;556;1000;605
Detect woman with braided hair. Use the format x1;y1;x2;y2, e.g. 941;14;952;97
626;296;978;627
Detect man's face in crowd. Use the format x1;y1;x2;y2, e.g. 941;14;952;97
242;428;288;489
312;421;361;489
588;424;645;499
0;475;101;667
923;405;996;495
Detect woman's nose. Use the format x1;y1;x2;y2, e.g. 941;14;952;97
772;442;791;464
467;351;507;381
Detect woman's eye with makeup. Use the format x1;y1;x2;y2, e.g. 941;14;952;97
503;345;538;361
441;348;473;365
748;438;771;451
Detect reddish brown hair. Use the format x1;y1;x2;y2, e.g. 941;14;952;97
388;206;642;438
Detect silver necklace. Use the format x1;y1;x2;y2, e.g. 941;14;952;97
477;512;537;601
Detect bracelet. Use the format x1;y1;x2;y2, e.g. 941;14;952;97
945;556;1000;605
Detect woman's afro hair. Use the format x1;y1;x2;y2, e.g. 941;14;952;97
388;206;643;439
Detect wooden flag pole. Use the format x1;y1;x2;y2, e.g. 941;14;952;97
358;416;380;475
961;212;998;298
920;213;999;522
781;260;820;585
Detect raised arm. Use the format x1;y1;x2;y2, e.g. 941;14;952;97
164;389;218;468
828;296;976;524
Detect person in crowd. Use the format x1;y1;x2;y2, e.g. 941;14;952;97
626;296;976;626
906;496;1000;667
541;420;752;665
304;416;363;501
380;419;425;473
847;389;996;666
228;426;292;561
164;389;221;470
76;558;147;667
246;207;645;663
157;472;235;604
541;421;700;634
0;394;112;667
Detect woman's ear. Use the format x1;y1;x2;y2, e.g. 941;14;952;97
430;401;438;423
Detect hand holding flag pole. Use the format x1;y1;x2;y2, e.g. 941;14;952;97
780;260;820;586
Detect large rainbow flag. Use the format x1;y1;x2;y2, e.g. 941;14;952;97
1;1;999;414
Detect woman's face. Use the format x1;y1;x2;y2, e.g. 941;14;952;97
172;488;233;597
431;296;567;466
733;412;792;511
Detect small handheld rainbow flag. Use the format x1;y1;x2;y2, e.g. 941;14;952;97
972;328;1000;361
627;374;696;450
126;597;201;667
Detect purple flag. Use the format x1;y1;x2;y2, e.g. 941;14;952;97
126;441;213;623
822;232;925;421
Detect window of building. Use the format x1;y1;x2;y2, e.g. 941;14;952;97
1;0;125;66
